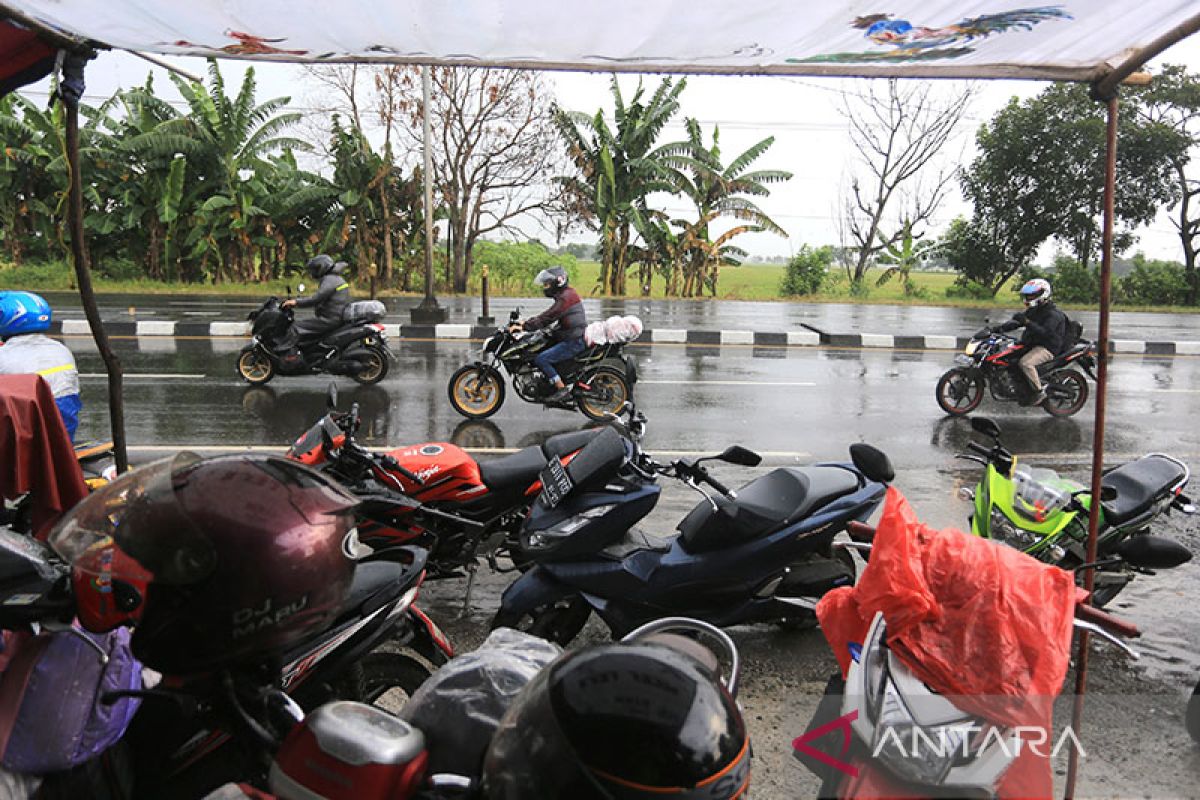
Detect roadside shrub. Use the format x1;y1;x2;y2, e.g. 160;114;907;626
1117;255;1189;306
1044;255;1098;304
471;240;579;294
780;245;833;297
944;278;995;300
0;259;75;290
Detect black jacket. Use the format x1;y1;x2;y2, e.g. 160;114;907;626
295;271;351;325
999;301;1070;355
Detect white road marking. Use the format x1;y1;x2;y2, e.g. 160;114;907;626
80;373;207;379
639;380;817;387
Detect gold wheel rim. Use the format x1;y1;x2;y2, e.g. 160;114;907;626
581;374;627;416
359;353;384;382
240;353;270;380
456;373;499;414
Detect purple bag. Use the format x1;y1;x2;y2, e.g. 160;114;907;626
0;627;142;773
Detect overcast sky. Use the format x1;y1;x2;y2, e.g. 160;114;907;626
19;33;1200;263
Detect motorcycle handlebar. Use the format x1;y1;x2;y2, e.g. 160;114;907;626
379;455;425;486
1075;602;1140;639
967;441;992;458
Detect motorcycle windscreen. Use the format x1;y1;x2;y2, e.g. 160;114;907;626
288;416;342;465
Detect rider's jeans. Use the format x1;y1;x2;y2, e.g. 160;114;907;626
1019;345;1054;392
534;337;587;383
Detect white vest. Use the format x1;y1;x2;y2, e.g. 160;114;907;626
0;334;81;399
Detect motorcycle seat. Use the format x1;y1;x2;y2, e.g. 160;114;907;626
600;527;673;560
334;560;409;622
1100;455;1187;526
679;466;861;553
478;446;549;493
541;429;602;459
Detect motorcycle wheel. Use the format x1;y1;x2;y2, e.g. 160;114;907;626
935;367;984;416
335;651;436;714
237;347;274;385
491;596;591;646
1187;679;1200;744
576;366;631;421
1043;370;1089;417
351;345;389;385
448;365;506;419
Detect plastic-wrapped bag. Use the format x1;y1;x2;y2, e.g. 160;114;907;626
400;628;561;776
816;486;1077;799
584;315;644;346
342;300;386;325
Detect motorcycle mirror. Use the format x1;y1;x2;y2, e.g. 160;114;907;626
1115;536;1193;570
850;443;894;483
716;445;761;467
970;416;1002;439
326;382;339;411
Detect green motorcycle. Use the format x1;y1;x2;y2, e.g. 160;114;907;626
957;417;1194;606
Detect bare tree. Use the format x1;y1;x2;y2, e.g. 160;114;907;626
838;79;974;286
388;66;565;293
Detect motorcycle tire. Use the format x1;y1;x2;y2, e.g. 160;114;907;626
1187;679;1200;744
448;365;506;419
491;595;591;646
351;345;389;385
334;651;436;715
236;347;274;385
1042;369;1089;417
935;367;984;416
576;366;631;421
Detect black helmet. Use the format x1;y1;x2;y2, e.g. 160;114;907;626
49;452;358;675
482;634;750;799
306;254;336;279
534;265;569;298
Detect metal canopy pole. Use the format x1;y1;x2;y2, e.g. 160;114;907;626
411;65;447;325
61;54;129;473
1063;90;1119;800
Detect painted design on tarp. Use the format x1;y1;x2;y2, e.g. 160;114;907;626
164;30;309;56
793;6;1072;64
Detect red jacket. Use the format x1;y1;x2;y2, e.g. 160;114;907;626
523;287;586;341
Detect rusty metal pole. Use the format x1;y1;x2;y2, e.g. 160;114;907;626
477;263;494;326
62;57;129;474
1063;91;1118;800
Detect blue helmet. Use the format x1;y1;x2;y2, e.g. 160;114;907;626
0;291;53;337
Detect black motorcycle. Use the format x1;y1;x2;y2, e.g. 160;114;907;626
236;292;392;386
447;309;638;421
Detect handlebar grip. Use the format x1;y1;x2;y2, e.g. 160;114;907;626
380;455;425;486
1075;603;1140;639
967;442;991;457
702;472;733;497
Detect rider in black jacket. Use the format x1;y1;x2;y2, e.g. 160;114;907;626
995;278;1069;405
282;255;351;345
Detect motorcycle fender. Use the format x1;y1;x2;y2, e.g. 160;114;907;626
404;606;454;664
498;565;581;618
623;354;638;384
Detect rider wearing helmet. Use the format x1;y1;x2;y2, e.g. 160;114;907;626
0;291;82;440
515;266;587;404
481;636;750;799
49;452;358;674
996;278;1070;405
281;254;352;345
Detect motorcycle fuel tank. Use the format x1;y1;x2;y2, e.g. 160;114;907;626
385;442;488;502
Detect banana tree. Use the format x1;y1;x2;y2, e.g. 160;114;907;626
876;218;938;296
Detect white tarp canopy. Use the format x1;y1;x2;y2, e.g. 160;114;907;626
1;0;1198;82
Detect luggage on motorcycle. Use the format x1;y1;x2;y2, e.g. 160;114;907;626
0;626;142;772
342;300;387;325
584;315;644;346
400;628;561;776
816;487;1078;800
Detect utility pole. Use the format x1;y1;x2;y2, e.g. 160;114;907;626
411;65;447;325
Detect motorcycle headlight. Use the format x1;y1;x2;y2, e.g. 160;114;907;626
873;713;970;786
963;341;978;356
989;508;1038;550
523;504;616;550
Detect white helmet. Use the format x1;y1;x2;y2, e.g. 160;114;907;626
1019;278;1051;308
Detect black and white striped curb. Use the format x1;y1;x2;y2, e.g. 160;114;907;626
48;319;1200;354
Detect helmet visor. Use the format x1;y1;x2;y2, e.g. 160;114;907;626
49;452;218;585
533;268;554;287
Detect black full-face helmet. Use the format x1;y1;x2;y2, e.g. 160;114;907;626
482;639;750;799
534;265;570;298
306;254;336;280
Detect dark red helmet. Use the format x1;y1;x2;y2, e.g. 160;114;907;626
49;452;358;675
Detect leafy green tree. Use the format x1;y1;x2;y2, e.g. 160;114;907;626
554;76;687;295
0;95;70;264
664;120;791;297
1117;253;1190;305
780;245;834;297
1130;64;1200;304
959;82;1187;287
472;240;578;294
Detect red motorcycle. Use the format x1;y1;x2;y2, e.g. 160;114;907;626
935;323;1097;417
287;386;602;580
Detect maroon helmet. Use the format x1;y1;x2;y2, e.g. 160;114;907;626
50;452;358;675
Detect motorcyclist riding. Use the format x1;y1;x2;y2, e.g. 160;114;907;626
513;266;587;404
0;291;82;440
994;278;1070;406
281;254;351;347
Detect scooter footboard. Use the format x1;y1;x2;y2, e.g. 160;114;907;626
495;566;587;625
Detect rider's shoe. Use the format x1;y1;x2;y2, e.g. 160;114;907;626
1032;387;1049;406
546;386;573;404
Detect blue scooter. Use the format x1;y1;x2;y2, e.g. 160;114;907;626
492;412;894;644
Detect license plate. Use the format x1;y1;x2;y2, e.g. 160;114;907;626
539;458;573;508
954;354;973;366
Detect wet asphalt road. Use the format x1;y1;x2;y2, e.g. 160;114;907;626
60;334;1200;797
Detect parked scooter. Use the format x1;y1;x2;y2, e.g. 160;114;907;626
0;459;452;798
237;288;391;385
287;384;603;580
958;416;1194;606
492;408;894;644
936;321;1097;417
447;308;637;421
